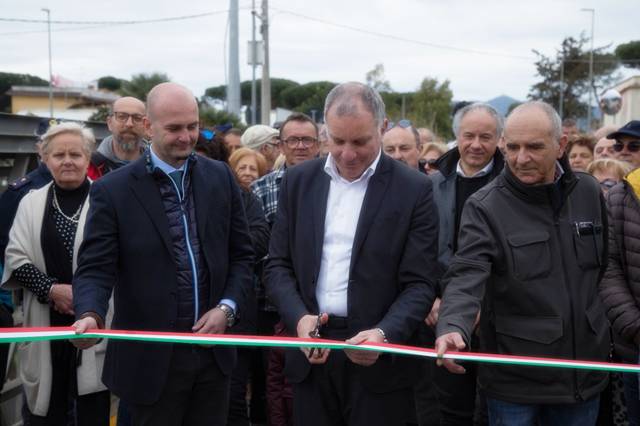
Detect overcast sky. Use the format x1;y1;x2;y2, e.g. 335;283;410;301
1;0;637;103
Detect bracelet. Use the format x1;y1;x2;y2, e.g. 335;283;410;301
375;327;388;343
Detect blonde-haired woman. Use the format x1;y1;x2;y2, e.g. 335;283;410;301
229;147;268;190
587;158;632;195
2;122;110;425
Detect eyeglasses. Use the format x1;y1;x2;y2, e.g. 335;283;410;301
112;112;144;124
388;119;412;130
201;129;216;141
425;159;439;169
613;140;640;153
282;136;317;148
599;179;618;190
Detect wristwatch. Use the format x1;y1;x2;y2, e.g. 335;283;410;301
216;303;236;328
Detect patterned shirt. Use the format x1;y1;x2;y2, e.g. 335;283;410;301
251;167;286;227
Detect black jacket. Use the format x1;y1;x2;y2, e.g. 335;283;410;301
73;153;254;405
265;154;439;392
437;157;610;404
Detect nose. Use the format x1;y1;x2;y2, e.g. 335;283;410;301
390;149;402;161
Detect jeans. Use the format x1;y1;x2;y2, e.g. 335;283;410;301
623;373;639;426
486;396;600;426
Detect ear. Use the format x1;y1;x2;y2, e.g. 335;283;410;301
557;134;568;159
143;117;153;140
106;115;114;133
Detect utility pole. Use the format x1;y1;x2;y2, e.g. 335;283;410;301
260;0;271;125
559;57;564;119
42;8;53;118
250;0;257;125
581;8;595;130
227;0;241;117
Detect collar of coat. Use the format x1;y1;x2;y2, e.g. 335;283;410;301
625;168;640;200
435;145;505;178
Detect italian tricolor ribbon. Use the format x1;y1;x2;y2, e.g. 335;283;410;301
1;327;638;374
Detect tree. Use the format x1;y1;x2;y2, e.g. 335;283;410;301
407;77;454;139
365;64;392;93
0;72;48;112
279;81;336;117
98;76;126;92
528;35;619;119
88;105;110;122
615;40;640;69
119;72;170;101
203;78;300;109
199;107;244;129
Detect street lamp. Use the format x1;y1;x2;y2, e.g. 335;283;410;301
581;8;594;130
42;8;53;118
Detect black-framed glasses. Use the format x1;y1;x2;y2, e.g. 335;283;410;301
201;129;216;141
613;140;640;153
425;159;439;169
599;179;618;190
388;119;412;130
282;136;317;148
112;111;144;124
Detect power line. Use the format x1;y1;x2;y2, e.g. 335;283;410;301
270;7;535;61
0;10;229;25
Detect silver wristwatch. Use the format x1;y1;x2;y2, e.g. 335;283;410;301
216;303;236;328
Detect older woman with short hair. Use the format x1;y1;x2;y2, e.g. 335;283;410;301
2;122;110;426
587;158;632;194
229;147;268;190
567;134;596;172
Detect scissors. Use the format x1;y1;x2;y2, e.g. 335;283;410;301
308;313;324;359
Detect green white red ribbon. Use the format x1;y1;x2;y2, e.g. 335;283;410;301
1;327;638;374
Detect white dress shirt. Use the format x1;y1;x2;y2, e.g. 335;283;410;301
315;150;382;316
456;158;495;178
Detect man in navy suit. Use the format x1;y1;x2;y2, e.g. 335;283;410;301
265;82;439;426
72;82;254;426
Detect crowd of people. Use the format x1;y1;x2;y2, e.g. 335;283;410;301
0;80;638;426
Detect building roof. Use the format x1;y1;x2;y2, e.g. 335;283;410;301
7;85;119;103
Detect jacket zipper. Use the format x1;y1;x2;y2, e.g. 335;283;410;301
166;164;200;325
554;211;581;402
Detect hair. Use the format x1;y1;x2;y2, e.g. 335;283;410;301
225;128;243;137
228;148;268;178
452;102;504;139
323;82;386;128
567;134;596;156
593;125;619;141
562;117;577;128
279;112;318;140
40;122;95;158
587;158;631;180
420;142;448;159
508;101;562;144
196;131;229;162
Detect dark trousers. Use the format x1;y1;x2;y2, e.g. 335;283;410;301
23;340;110;426
227;348;251;426
292;326;414;426
129;345;230;426
623;372;639;426
433;361;482;426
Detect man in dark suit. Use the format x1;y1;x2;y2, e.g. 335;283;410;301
265;82;439;426
72;82;254;426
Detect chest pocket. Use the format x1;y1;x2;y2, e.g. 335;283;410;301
572;222;604;270
507;231;551;281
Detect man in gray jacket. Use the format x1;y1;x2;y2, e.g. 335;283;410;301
436;101;609;425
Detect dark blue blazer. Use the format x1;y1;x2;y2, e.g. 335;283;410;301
265;154;439;392
73;153;254;404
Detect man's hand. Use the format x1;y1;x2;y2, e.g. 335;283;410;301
72;316;99;350
344;329;385;366
297;313;329;364
435;332;467;374
192;307;228;334
49;284;74;315
425;297;441;328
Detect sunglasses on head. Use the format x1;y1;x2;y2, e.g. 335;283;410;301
613;140;640;153
388;119;412;130
201;129;216;141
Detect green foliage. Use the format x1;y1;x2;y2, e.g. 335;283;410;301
615;41;640;69
97;76;125;92
119;72;170;101
199;107;244;129
88;105;111;122
0;72;49;112
279;81;336;116
204;78;300;110
528;35;619;119
408;78;454;139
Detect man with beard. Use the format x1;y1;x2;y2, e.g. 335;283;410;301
88;96;147;179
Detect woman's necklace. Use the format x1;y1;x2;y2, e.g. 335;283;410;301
52;185;83;224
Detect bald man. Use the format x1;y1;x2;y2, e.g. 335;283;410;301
88;96;148;179
73;83;254;426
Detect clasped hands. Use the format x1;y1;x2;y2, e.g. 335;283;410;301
296;314;385;367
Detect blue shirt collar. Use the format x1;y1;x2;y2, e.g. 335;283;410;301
149;144;186;175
